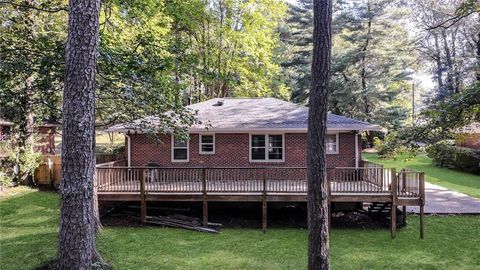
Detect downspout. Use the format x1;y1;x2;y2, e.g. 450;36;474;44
355;131;359;169
125;133;131;167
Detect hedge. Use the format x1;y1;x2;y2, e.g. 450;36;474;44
426;141;480;175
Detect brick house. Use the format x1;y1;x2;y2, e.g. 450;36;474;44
0;118;57;155
456;123;480;150
108;98;380;168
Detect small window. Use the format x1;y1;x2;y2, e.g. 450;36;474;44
251;135;266;160
199;134;215;154
172;135;189;162
250;134;284;162
326;134;338;154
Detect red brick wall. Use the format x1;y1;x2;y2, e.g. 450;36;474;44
129;132;360;168
456;133;480;150
36;126;56;155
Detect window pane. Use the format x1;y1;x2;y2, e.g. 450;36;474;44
201;144;214;152
327;144;336;153
251;135;265;147
251;147;266;160
174;137;187;147
201;135;213;144
173;149;188;160
268;148;283;160
326;135;337;153
327;135;336;144
269;135;282;148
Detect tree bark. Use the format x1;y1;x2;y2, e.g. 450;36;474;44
58;0;101;269
307;0;332;269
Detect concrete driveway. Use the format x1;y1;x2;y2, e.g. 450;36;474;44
407;182;480;214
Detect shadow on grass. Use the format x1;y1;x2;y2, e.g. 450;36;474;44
0;190;59;270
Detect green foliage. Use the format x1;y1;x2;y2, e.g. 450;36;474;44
0;137;41;185
425;141;456;168
0;171;13;187
281;0;413;129
0;0;65;123
96;145;125;155
278;0;313;103
373;133;419;160
9;139;41;180
426;141;480;175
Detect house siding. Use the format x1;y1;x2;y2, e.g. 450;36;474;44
129;132;360;168
456;133;480;150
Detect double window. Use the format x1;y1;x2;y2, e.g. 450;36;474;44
172;135;189;162
199;134;215;154
250;134;284;162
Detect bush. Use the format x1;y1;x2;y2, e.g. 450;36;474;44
374;133;418;160
425;141;456;168
96;144;125;155
426;141;480;175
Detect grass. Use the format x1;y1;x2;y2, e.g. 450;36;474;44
1;188;480;269
363;152;480;199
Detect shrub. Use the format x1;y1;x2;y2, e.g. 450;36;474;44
374;133;419;160
96;144;125;155
374;134;401;159
425;141;456;168
426;141;480;175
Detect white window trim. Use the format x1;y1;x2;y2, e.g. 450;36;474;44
249;133;285;163
199;134;215;155
171;134;189;162
326;133;339;155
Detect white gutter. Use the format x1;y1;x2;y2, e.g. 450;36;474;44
125;133;131;167
108;126;383;134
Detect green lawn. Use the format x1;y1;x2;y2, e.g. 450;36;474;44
363;152;480;199
2;188;480;270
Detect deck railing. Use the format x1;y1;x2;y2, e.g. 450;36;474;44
397;169;425;198
327;167;393;194
95;164;424;199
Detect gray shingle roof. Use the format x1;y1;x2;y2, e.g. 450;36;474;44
187;98;380;131
106;98;381;133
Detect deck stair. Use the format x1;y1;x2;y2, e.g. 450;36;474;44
368;202;392;216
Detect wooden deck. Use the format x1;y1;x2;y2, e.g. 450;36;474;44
95;161;425;238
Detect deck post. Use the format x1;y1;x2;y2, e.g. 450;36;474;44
202;168;208;226
140;169;147;223
262;168;267;233
327;169;331;232
390;168;397;239
402;205;407;225
419;172;425;239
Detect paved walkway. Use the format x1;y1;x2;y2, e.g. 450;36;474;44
407;182;480;214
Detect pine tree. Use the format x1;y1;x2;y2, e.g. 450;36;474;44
58;0;102;268
280;0;314;102
308;0;331;268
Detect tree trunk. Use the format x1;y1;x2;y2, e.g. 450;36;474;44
476;17;480;82
307;0;332;269
361;0;372;122
433;33;444;97
58;0;101;269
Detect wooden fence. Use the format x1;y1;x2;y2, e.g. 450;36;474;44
34;154;125;188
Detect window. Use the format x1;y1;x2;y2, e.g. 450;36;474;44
326;134;339;154
250;134;284;162
172;135;189;162
199;134;215;154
